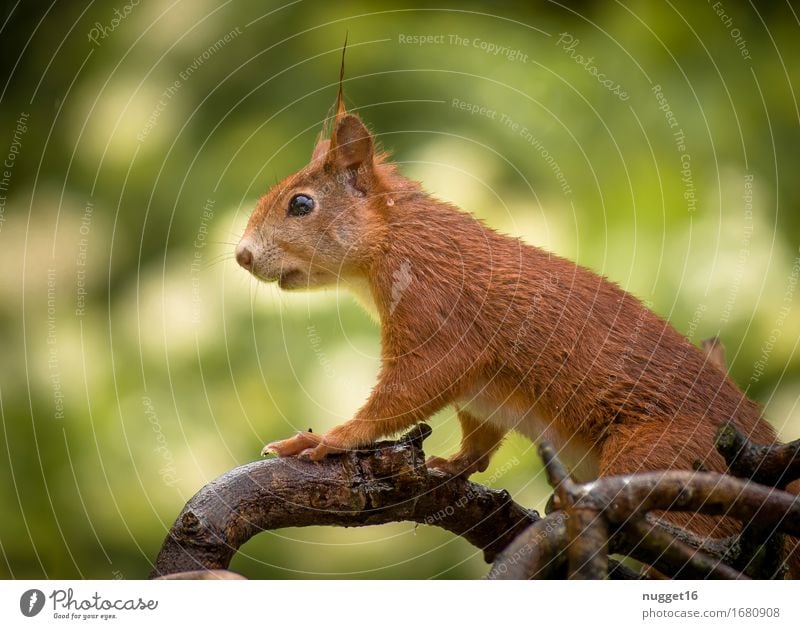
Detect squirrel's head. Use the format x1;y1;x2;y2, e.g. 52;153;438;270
235;108;391;291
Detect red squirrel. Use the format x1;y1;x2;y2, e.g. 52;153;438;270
235;77;796;556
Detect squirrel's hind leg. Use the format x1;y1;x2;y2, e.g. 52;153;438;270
426;409;507;478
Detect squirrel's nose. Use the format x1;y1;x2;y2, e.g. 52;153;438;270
236;245;253;270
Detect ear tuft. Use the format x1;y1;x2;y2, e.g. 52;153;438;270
332;114;373;171
311;138;330;164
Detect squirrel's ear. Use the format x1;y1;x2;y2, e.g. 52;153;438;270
330;114;373;171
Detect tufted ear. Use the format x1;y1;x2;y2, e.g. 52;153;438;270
330;114;373;172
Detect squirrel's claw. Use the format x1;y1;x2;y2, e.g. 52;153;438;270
263;431;346;460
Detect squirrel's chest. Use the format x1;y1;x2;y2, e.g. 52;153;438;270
457;380;599;481
344;276;379;321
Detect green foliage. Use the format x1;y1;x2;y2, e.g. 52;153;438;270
1;0;798;578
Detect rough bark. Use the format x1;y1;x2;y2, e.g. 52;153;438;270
486;512;569;580
151;424;538;578
489;441;800;580
716;421;800;489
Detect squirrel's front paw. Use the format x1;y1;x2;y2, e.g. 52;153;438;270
262;431;346;461
426;454;488;478
262;431;322;457
298;439;346;462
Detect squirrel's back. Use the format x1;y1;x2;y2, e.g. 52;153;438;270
378;194;774;480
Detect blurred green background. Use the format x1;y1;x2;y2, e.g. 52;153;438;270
1;0;799;579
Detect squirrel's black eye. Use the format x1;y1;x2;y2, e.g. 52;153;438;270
288;194;315;217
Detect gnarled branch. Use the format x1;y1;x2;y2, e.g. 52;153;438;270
151;424;538;578
716;421;800;490
491;439;800;580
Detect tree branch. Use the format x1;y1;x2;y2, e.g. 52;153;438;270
490;442;800;580
151;424;538;578
540;443;800;536
486;512;569;580
614;517;746;580
716;421;800;490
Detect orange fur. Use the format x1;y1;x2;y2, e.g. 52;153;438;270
237;101;796;575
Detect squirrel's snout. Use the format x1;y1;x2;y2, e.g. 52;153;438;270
235;244;253;271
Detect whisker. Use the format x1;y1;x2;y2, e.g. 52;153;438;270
204;250;234;261
203;250;235;261
202;259;233;271
201;253;236;270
